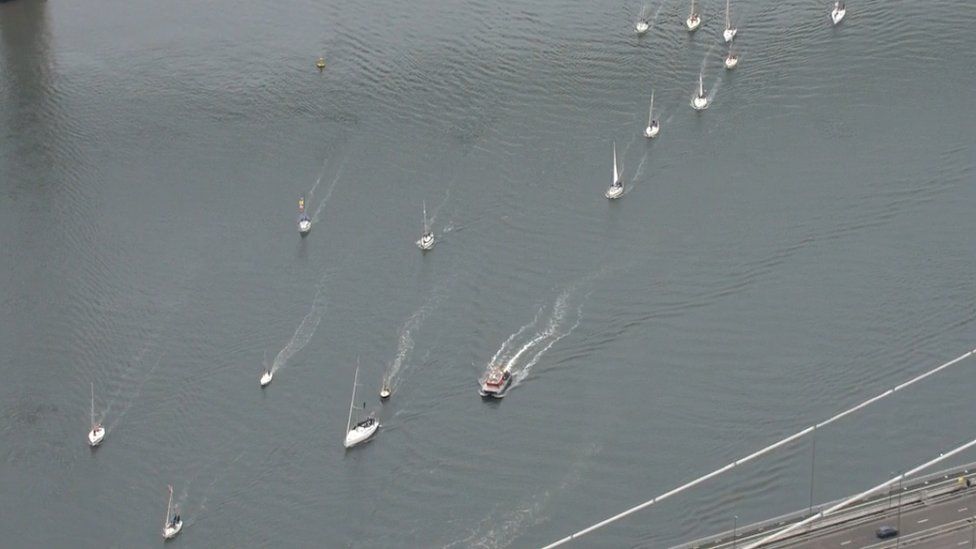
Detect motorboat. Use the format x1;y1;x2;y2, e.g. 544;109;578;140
605;141;624;199
162;485;183;540
830;1;846;25
88;382;105;447
643;90;660;138
379;378;392;400
479;366;513;398
260;369;273;387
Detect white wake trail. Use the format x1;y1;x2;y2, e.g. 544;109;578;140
490;306;544;366
271;274;329;374
311;157;347;224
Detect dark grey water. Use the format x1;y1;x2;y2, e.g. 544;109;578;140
1;0;974;546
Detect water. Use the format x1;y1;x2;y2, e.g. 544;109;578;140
1;0;974;546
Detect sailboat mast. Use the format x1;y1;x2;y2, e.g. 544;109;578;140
346;365;359;433
649;91;655;125
690;0;696;16
726;0;730;28
165;485;173;527
699;73;704;96
612;142;619;184
423;201;428;233
90;382;95;428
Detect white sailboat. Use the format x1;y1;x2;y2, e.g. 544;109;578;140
344;364;379;448
162;485;183;540
686;0;701;31
830;0;846;25
724;41;739;69
605;142;623;199
298;195;311;236
723;0;737;42
87;382;105;447
635;3;650;34
643;90;660;139
692;73;709;110
259;351;273;387
417;201;434;251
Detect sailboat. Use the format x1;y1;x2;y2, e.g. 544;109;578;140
692;73;709;110
686;0;701;31
643;90;660;139
723;0;737;42
162;485;183;540
344;365;379;448
724;41;739;69
259;351;273;387
635;3;650;34
298;195;311;236
605;142;623;199
417;201;435;251
87;382;105;447
830;0;846;25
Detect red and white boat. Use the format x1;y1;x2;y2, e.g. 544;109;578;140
479;367;512;398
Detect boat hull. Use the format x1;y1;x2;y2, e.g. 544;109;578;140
686;16;700;31
260;372;273;387
344;421;380;448
692;96;708;110
605;185;624;199
724;56;738;69
723;28;736;42
163;521;183;540
831;8;845;24
644;123;660;138
418;235;435;250
635;21;649;34
88;427;105;447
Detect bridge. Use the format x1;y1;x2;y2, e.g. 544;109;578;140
673;463;976;549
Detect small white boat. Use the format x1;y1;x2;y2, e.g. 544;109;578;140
379;380;391;400
417;201;434;251
259;369;273;387
635;4;650;35
344;364;379;448
643;90;660;139
162;485;183;540
605;142;624;199
830;1;846;25
298;195;311;236
723;0;737;42
692;73;709;110
724;44;739;69
479;366;513;398
686;0;701;31
87;382;105;447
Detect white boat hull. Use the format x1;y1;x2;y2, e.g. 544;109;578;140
723;27;737;42
260;371;273;387
635;21;649;34
686;16;700;31
644;123;660;139
831;8;845;24
88;427;105;447
163;520;183;540
605;184;623;199
298;220;312;235
418;234;435;250
379;388;391;400
692;96;709;110
724;56;738;69
344;420;379;448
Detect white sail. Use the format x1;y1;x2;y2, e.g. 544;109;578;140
699;73;704;97
346;364;358;434
648;91;655;127
612;142;620;184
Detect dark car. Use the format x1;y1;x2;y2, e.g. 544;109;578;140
876;525;898;539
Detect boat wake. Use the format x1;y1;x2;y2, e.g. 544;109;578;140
311;157;347;224
443;443;602;549
308;156;329;198
382;292;443;393
486;283;589;391
270;274;329;374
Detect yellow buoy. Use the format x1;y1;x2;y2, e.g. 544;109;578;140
316;57;326;70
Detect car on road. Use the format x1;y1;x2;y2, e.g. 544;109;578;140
876;525;898;539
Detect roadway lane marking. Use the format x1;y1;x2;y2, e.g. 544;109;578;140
917;518;929;524
959;507;969;512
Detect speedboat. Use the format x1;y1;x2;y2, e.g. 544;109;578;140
692;73;709;110
723;0;737;42
686;0;701;31
643;90;660;139
830;1;845;25
260;369;273;387
605;141;624;199
479;366;513;398
379;379;392;400
298;195;311;236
